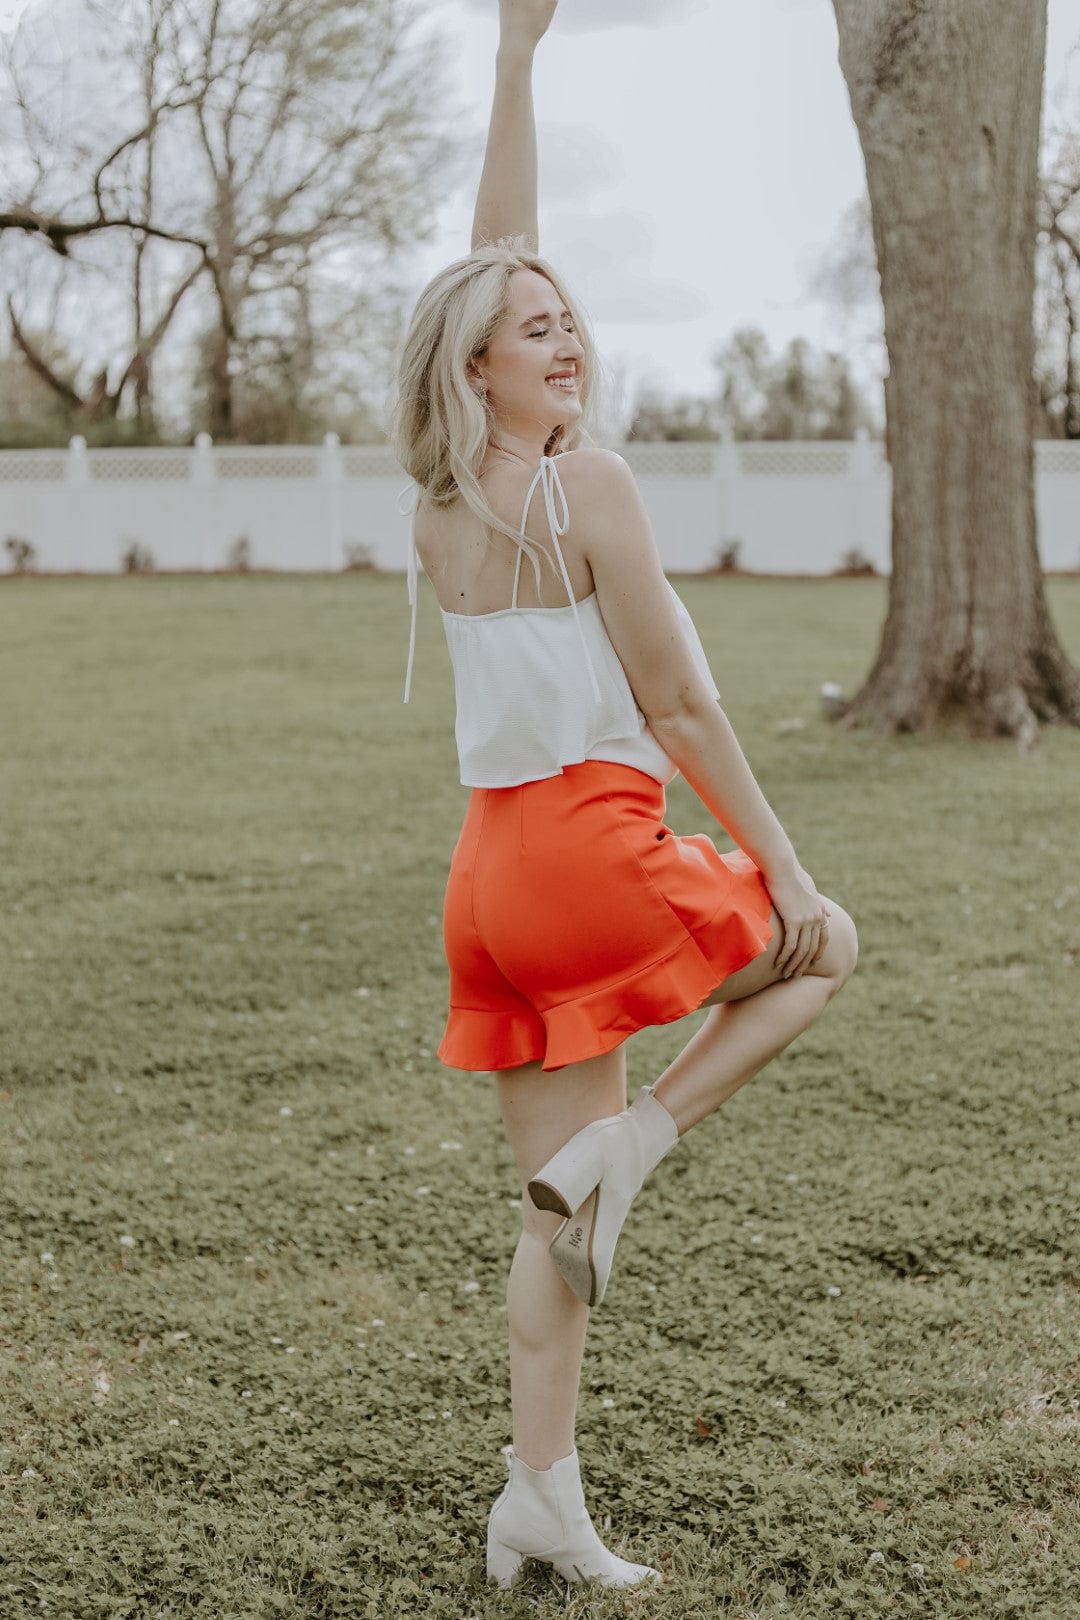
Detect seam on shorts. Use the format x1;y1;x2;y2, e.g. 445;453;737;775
470;791;490;938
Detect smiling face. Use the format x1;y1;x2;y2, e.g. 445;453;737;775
468;267;586;445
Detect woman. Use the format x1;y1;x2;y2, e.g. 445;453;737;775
388;0;858;1591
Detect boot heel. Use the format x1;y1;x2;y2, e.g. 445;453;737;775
486;1528;525;1588
527;1122;606;1218
526;1177;574;1218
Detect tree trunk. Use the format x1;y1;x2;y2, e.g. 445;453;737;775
206;322;233;440
831;0;1080;748
206;178;237;440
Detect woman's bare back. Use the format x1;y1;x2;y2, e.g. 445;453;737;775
413;454;596;618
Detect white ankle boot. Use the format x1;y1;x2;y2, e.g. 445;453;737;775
486;1443;662;1588
527;1084;680;1308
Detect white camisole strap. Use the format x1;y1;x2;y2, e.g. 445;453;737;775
401;454;602;705
514;456;602;703
398;480;421;704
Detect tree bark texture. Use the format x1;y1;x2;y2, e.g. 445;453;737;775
832;0;1080;746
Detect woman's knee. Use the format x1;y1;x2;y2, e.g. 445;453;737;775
821;899;858;988
519;1197;566;1243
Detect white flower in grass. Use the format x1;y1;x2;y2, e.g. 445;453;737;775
868;1551;885;1565
750;1234;764;1244
40;1252;54;1265
168;1418;179;1426
416;1186;431;1196
601;1398;615;1409
403;1146;416;1156
462;1280;480;1294
405;1352;418;1360
279;1106;293;1117
270;1336;284;1344
911;1564;925;1578
22;1468;37;1478
241;1391;252;1399
442;1409;452;1419
827;1286;841;1296
370;1318;385;1327
119;1235;136;1248
440;1140;463;1151
285;1346;296;1354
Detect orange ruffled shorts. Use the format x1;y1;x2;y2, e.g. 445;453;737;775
437;759;777;1074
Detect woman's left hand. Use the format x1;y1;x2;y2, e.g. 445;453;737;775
499;0;559;50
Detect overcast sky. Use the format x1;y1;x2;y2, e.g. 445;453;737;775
411;0;1080;407
1;0;1076;418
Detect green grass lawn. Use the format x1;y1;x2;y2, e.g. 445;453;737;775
2;572;1078;1619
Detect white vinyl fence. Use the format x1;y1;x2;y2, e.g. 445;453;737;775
2;433;1079;576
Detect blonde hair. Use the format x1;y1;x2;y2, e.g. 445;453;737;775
386;235;607;596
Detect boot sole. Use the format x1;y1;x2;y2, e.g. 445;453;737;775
547;1186;600;1306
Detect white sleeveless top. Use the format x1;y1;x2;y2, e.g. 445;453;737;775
401;454;721;789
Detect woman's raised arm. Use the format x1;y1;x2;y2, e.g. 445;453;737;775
471;0;559;254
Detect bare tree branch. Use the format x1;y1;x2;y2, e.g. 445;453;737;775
7;300;85;411
0;206;211;259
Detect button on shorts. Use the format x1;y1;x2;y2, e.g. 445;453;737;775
437;760;777;1073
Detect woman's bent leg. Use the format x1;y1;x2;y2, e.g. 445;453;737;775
653;898;859;1136
495;1045;628;1469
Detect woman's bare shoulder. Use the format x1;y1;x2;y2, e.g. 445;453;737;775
555;445;632;499
555;446;627;479
555;447;637;531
